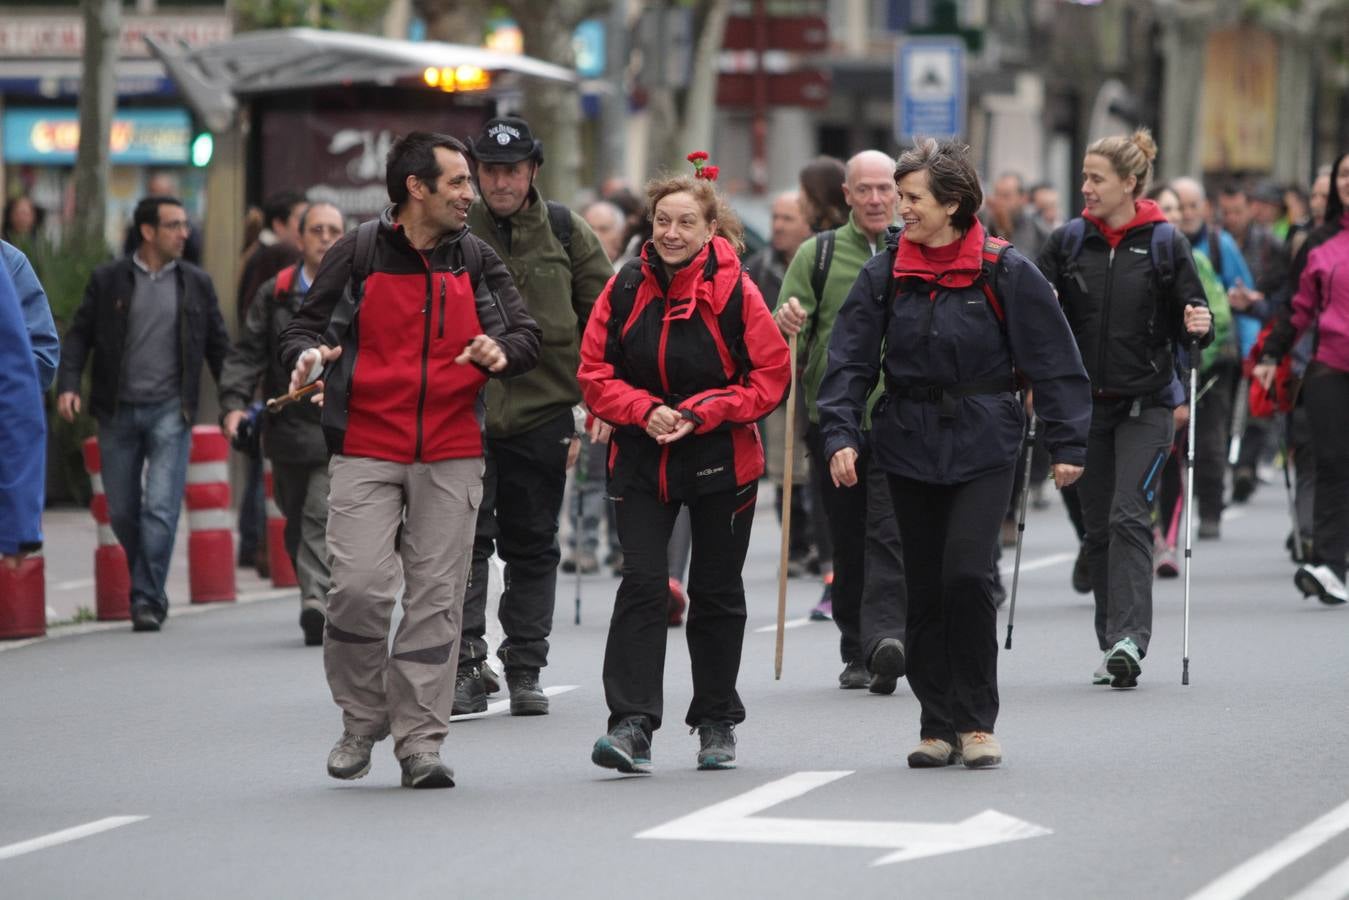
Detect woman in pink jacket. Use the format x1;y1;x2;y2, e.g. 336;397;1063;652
1255;151;1349;605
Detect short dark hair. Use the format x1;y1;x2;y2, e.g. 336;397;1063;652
386;132;470;206
263;190;307;230
894;139;983;231
133;195;184;232
1218;182;1247;200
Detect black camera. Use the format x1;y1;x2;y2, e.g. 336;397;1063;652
230;401;264;458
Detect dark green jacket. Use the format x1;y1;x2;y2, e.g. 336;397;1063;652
467;188;613;437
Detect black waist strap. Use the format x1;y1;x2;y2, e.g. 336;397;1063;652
886;378;1016;425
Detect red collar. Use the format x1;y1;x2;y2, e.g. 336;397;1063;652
1082;199;1169;248
894;220;988;289
642;236;742;320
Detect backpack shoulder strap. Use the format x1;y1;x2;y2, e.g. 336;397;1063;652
546;200;573;255
321;219;379;347
979;237;1012;326
720;268;750;381
273;263;298;298
608;257;645;335
810;229;836;304
1149;221;1177;288
1207;229;1224;280
1063;218;1086;265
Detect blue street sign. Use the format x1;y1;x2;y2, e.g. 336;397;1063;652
895;37;966;143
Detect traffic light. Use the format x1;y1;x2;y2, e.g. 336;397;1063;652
190;129;214;167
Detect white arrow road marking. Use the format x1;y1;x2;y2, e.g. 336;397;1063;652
1289;855;1349;900
1186;796;1349;900
0;816;147;862
449;685;577;722
636;770;1051;866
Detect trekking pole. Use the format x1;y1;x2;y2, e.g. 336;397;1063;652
1182;338;1200;685
775;330;799;680
1004;410;1038;650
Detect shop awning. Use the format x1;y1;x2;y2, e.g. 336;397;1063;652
147;27;577;132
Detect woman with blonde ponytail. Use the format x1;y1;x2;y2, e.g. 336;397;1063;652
1037;129;1214;689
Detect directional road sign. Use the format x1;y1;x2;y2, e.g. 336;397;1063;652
895;36;966;143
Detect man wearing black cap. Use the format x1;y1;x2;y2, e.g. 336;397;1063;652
455;116;614;716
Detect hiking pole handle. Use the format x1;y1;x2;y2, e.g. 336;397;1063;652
266;381;320;413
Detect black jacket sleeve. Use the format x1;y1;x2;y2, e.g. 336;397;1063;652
56;266;101;395
200;270;231;383
474;238;541;378
817;258;888;463
219;279;273;414
1001;251;1090;467
1167;230;1215;349
278;231;357;372
1035;225;1068;293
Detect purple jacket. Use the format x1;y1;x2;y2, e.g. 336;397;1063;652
1279;229;1349;373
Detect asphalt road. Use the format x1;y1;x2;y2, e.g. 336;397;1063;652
3;483;1348;899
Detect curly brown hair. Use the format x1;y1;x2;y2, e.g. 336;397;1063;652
644;174;745;256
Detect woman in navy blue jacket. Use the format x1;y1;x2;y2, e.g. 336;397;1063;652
819;139;1091;769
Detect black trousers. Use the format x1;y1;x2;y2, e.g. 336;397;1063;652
859;461;906;664
1195;364;1237;521
1304;364;1349;579
602;483;757;732
806;424;864;663
889;466;1014;739
460;409;573;671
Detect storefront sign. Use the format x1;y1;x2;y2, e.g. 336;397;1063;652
2;108;191;165
0;15;231;59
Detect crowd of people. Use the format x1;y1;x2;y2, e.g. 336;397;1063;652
2;115;1344;787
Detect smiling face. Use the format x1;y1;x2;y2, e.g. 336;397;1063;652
477;159;535;218
652;190;714;266
896;168;959;247
1081;154;1136;223
416;147;475;233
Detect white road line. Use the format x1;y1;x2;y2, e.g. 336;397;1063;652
1186;797;1349;900
753;617;813;634
1289;856;1349;900
0;816;147;862
449;685;578;722
50;578;96;592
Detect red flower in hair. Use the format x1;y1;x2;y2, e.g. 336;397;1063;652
686;151;710;163
699;165;720;182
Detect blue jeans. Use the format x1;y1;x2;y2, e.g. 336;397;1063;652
98;399;192;619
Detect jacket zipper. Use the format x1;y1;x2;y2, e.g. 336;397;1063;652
492;290;511;330
1096;246;1115;388
438;278;446;339
414;268;433;460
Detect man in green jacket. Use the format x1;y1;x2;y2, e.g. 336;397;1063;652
774;150;907;694
455;117;615;716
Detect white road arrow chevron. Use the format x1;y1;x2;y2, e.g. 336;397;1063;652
636;770;1052;866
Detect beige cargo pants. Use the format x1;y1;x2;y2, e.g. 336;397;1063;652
323;454;483;759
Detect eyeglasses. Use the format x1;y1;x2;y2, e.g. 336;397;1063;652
157;220;190;232
306;224;344;237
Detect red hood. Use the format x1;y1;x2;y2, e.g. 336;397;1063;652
641;235;742;320
1082;198;1169;248
894;219;988;289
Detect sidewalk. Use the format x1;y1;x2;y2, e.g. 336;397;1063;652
37;506;284;625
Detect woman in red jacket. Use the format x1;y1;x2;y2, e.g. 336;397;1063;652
578;160;790;774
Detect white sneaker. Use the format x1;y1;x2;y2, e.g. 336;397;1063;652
1294;564;1348;605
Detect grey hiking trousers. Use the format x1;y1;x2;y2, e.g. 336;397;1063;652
1079;401;1174;656
323;455;483;759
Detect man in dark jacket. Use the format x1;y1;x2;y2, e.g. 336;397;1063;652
220;201;344;647
280;132;541;789
57;195;231;632
452;116;615;717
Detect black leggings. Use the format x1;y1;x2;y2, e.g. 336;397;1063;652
1303;364;1349;579
888;466;1015;739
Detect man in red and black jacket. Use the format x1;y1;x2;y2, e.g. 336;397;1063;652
280;132;540;790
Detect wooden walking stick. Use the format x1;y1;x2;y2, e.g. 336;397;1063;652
775;330;799;680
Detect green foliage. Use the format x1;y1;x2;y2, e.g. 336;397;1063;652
235;0;388;32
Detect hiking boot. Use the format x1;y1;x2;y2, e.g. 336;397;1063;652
838;660;869;689
399;752;455;789
1071;545;1092;594
299;603;325;647
1198;517;1221;540
907;737;961;768
868;672;898;695
1154;546;1179;579
592;717;652;774
1105;637;1142;688
1295;564;1349;605
1092;658;1112;685
695;722;737;770
327;729;385;780
131;605;161;633
452;665;488;715
810;574;833;620
958;732;1002;769
481;661;501;696
506;667;549;716
667;578;687;627
1232;467;1256;504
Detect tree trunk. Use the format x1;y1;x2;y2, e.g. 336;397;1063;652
72;0;119;252
642;0;729;178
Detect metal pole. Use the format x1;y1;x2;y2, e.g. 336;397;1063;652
1004;411;1037;650
1183;339;1199;685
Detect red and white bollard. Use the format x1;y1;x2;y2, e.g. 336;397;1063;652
185;426;235;604
0;553;45;639
82;437;130;621
264;460;298;588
